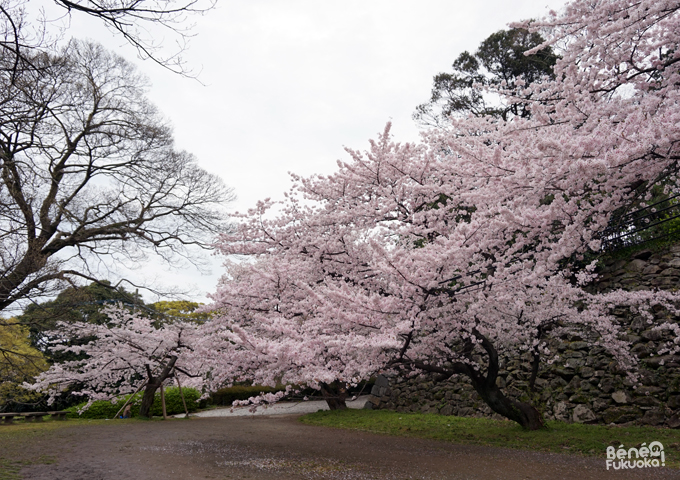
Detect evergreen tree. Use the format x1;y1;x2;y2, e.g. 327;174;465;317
414;28;558;125
18;282;143;361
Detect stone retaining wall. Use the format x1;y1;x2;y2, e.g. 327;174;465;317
368;245;680;427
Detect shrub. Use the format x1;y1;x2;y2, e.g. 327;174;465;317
148;387;200;416
66;386;201;418
66;398;124;419
207;381;371;406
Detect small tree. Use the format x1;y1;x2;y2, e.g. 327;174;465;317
28;306;213;417
0;322;48;410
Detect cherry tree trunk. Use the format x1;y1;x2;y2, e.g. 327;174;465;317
469;333;545;430
319;382;348;410
139;383;160;418
139;355;178;418
469;378;544;430
408;332;545;430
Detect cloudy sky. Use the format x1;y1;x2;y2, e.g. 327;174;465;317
52;0;567;302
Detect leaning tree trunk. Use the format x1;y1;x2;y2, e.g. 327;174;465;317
319;381;348;410
466;333;544;430
139;383;160;418
402;332;545;430
469;374;544;430
139;355;178;418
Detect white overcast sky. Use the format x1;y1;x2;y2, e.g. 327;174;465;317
46;0;567;302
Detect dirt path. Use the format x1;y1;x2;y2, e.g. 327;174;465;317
18;415;678;480
192;396;370;417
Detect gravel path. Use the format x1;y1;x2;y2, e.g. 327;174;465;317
191;395;371;418
17;413;679;479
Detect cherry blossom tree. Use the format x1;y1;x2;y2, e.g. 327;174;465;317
28;306;222;417
209;259;398;410
210;126;679;428
209;0;680;430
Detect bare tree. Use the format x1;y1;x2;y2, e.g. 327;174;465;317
0;39;233;314
0;0;214;77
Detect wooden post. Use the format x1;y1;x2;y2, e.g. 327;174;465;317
160;383;168;420
113;382;147;420
175;375;189;418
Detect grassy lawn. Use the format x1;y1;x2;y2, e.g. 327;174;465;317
301;409;680;467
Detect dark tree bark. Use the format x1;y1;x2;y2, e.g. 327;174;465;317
470;376;545;431
139;355;178;418
319;381;348;410
394;331;545;430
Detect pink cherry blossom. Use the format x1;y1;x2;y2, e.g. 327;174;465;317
30;0;680;429
208;0;680;429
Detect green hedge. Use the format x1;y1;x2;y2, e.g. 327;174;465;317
148;386;201;416
67;386;201;419
67;398;123;419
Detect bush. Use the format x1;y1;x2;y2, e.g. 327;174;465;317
67;386;202;418
66;398;123;419
148;387;200;416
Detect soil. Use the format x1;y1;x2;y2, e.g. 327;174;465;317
16;414;680;480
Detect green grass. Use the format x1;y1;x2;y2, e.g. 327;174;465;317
301;409;680;467
0;420;73;480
